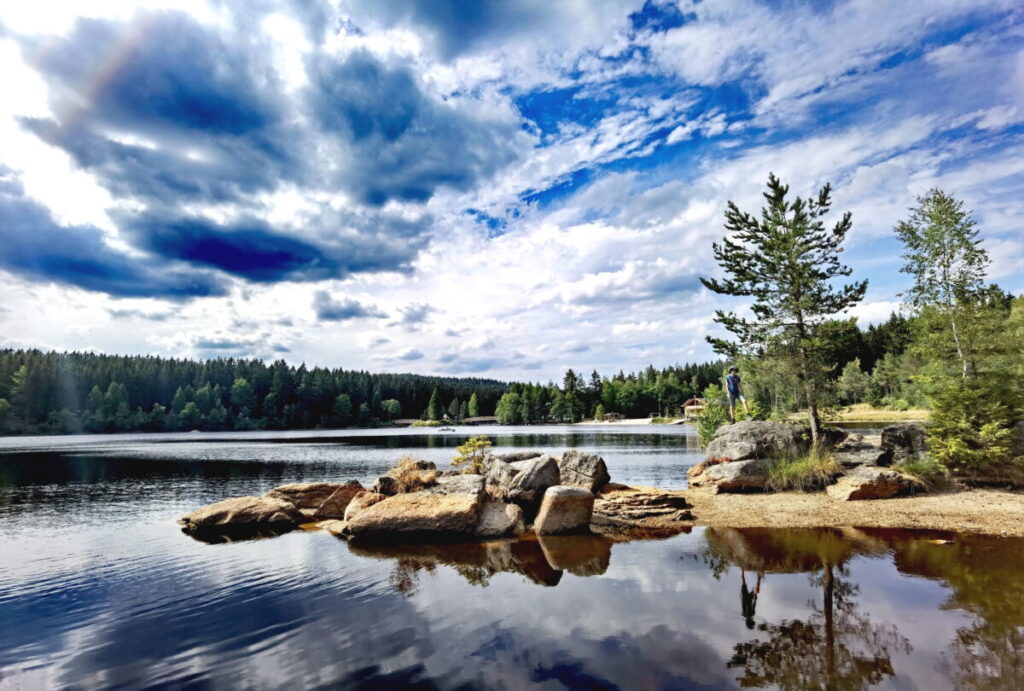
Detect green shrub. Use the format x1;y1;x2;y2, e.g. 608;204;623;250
453;435;493;474
927;383;1016;474
896;457;947;489
764;449;841;491
696;384;730;448
411;419;443;427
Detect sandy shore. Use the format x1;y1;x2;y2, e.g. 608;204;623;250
683;486;1024;536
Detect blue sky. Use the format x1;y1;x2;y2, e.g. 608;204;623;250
0;0;1021;380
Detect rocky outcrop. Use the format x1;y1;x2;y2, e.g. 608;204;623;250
591;484;693;537
346;491;483;539
343;491;388;522
690;458;770;493
706;421;805;461
826;466;922;501
881;423;927;460
832;435;893;468
485;459;519;497
423;474;484;498
496;451;545;463
266;481;358;510
558;450;611;492
534;486;594;535
506;455;561;512
312;481;365;519
179;495;303;535
372;475;401;496
474;501;526;538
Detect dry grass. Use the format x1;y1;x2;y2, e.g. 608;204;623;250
387;454;439;492
789;404;929;423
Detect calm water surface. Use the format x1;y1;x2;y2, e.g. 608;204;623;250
1;426;1021;689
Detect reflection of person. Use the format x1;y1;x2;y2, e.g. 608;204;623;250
726;366;750;423
740;569;762;629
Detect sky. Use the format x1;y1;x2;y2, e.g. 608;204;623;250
0;0;1022;382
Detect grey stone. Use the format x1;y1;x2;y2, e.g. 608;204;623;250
881;423;928;460
705;421;814;462
496;451;545;462
266;482;357;510
559;450;611;492
534;486;594;535
345;492;483;539
826;466;922;501
422;474;485;499
508;455;561;507
484;458;519;496
833;436;893;468
474;501;526;538
702;458;770;493
179;495;303;534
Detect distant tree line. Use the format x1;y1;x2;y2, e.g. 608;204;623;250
0;351;507;435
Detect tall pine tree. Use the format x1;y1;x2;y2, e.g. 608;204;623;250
701;174;867;445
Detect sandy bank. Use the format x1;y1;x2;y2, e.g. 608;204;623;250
683;486;1024;536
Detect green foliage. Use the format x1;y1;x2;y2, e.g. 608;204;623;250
495;392;522;424
467;392;479;418
696;384;730;449
410;419;442;427
179;401;202;430
896;457;947;488
0;398;9;432
231;377;256;414
594;403;606;421
381;398;401;421
927;383;1018;474
426;388;442;420
837;358;870;405
700;174;867;445
452;435;492;474
764;449;841;491
333;393;353;423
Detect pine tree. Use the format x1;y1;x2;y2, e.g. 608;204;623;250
701;174;867;446
426;388;442;420
467;392;479;418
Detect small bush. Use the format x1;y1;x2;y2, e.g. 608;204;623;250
896;457;947;489
453;435;492;474
387;454;439;492
696;384;730;448
764;449;841;491
411;419;442;427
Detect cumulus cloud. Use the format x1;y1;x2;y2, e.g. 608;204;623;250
312;291;387;322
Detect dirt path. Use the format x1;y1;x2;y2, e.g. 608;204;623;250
683;486;1024;536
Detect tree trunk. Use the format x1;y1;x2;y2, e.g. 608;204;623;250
950;314;968;379
823;563;837;691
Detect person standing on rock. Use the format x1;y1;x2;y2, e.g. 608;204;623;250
726;366;750;423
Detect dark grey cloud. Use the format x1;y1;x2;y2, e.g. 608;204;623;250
391;302;436;330
397;348;425;361
0;171;226;299
308;50;524;205
106;309;173;321
313;291;387;322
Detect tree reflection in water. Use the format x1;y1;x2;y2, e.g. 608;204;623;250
704;528;911;690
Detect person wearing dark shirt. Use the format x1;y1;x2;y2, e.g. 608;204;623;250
726;366;750;423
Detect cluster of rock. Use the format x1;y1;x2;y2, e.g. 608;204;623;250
687;420;928;501
179;449;693;541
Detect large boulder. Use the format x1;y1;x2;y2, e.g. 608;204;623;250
313;481;365;519
705;421;813;462
423;474;485;498
346;492;483;540
534;486;594;535
508;455;560;500
484;458;519;497
475;501;526;538
372;475;401;496
826;466;922;501
343;491;388;522
496;451;545;463
179;496;302;535
691;458;770;493
832;435;893;468
559;450;611;492
591;484;692;537
266;482;358;510
881;423;927;460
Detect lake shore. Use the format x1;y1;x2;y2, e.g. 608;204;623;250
684;485;1024;536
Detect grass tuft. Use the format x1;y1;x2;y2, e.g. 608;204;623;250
387;454;439;492
895;457;947;490
764;448;842;492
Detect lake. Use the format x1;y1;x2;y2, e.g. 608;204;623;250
1;425;1021;689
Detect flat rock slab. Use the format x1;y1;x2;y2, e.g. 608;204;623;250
534;486;594;535
344;491;388;522
423;474;484;498
266;482;361;510
827;466;922;501
692;459;770;493
559;450;611;492
475;501;526;538
345;492;483;539
313;482;366;519
591;484;693;537
179;495;303;534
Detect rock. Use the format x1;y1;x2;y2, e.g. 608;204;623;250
534;486;594;535
881;423;927;460
826;466;923;501
319;519;348;536
412;460;437;471
484;458;519;497
312;481;365;519
559;450;611;492
440;469;462;477
508;455;561;507
372;475;401;496
833;436;893;468
591;484;693;537
496;451;545;462
691;458;770;493
346;492;483;539
344;491;388;522
475;501;526;538
179;495;303;535
705;421;813;462
422;474;485;498
266;482;358;510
